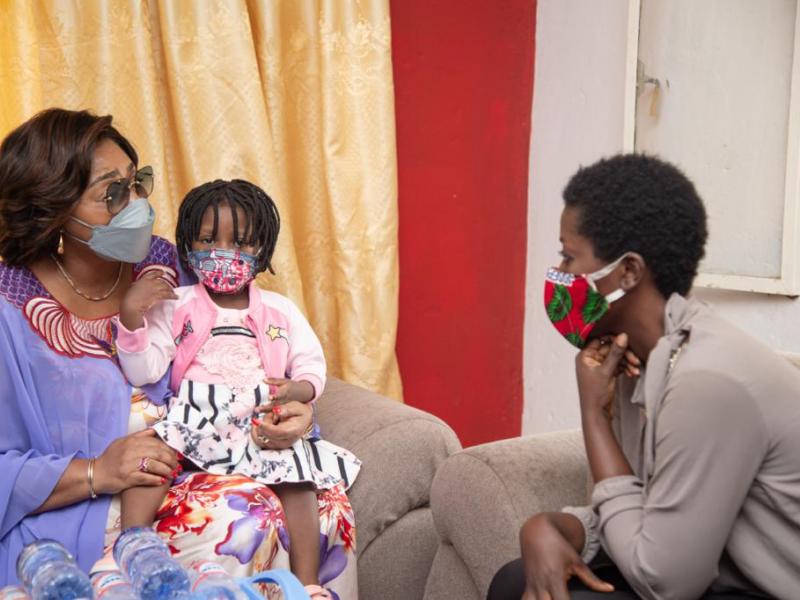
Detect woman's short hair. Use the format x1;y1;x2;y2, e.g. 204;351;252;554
563;153;708;298
0;108;138;266
175;179;281;276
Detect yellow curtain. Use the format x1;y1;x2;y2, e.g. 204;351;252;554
0;0;402;400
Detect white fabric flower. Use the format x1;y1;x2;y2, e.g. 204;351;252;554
197;336;265;395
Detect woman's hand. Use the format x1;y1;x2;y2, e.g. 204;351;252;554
251;400;313;450
620;346;641;378
576;333;629;418
576;334;635;482
119;269;177;331
520;514;613;600
94;429;178;494
591;336;641;378
265;378;314;404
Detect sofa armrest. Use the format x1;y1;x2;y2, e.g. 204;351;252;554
428;430;587;598
315;378;462;553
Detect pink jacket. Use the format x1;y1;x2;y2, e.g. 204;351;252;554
115;282;326;399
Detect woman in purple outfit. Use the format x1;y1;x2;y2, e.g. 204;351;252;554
0;108;357;599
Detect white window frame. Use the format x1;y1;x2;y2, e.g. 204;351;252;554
622;0;800;296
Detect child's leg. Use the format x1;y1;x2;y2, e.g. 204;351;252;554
120;483;170;530
272;484;320;586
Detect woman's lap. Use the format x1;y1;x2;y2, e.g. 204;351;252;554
488;559;762;600
98;472;357;599
487;559;637;600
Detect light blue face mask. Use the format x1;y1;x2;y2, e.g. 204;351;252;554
68;198;155;263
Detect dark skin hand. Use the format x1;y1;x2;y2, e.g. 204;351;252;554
264;377;314;405
520;513;614;600
119;269;178;330
577;334;635;483
250;400;313;450
34;429;177;514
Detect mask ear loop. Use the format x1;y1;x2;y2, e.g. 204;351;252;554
69;215;95;230
604;288;626;303
586;253;631;302
586;253;630;281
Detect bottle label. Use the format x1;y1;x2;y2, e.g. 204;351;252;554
189;561;229;590
91;572;131;599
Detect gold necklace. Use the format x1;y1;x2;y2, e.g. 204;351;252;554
668;337;688;374
50;254;124;302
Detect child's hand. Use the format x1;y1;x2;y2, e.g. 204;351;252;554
266;378;315;405
120;270;178;331
251;380;314;428
250;400;314;450
253;403;282;425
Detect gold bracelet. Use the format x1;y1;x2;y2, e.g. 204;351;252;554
302;422;314;438
87;457;98;499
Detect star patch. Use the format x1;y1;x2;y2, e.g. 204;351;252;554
266;324;288;342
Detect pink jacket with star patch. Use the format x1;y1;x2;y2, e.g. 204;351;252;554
115;282;326;399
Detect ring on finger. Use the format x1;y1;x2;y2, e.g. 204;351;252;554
257;435;270;446
138;456;151;473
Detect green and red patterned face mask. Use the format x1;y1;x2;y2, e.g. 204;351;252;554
544;254;629;348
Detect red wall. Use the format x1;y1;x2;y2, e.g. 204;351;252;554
391;0;536;447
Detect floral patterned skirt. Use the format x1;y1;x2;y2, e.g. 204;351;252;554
95;473;357;599
93;393;358;599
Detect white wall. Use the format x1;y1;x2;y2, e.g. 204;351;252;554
522;0;800;435
522;0;631;434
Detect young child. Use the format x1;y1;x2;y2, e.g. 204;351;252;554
115;179;360;599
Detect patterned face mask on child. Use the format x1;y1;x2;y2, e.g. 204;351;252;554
543;254;629;348
188;248;257;294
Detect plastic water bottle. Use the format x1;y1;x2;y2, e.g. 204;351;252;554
112;528;190;600
16;540;93;600
188;561;246;600
89;571;136;600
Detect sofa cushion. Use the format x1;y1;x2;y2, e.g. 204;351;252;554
359;507;438;600
424;542;482;600
428;431;587;597
315;378;462;552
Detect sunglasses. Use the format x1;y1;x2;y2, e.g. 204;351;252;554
102;166;155;214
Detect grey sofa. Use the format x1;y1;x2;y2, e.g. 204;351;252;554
316;378;462;600
424;430;588;600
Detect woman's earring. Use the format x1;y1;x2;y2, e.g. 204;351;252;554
57;232;64;255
